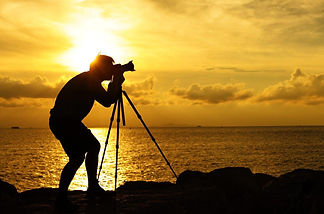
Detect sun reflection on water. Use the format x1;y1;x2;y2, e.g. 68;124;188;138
69;127;155;191
1;127;324;192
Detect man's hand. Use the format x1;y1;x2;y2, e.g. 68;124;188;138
113;73;125;86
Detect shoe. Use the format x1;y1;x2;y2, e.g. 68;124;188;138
55;195;77;212
87;183;114;198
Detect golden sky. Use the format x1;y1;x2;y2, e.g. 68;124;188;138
1;0;324;128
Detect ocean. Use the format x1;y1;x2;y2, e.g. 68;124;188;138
1;126;324;192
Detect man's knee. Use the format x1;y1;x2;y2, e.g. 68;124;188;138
89;141;100;154
69;154;85;166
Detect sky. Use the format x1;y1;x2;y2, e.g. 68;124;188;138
1;0;324;128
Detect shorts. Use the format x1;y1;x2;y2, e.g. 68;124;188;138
49;116;100;159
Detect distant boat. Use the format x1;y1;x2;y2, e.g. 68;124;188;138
11;126;20;129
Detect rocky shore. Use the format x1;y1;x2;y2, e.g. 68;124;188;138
1;167;324;213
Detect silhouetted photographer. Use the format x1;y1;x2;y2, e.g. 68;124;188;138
49;55;134;211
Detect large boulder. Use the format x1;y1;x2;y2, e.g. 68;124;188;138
253;173;276;189
176;167;263;214
176;170;208;187
177;167;261;191
261;169;324;214
0;179;20;213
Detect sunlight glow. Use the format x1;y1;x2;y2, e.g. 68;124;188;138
59;9;133;72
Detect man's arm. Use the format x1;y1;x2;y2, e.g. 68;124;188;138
93;75;125;107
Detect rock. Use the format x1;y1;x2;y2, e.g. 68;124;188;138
207;167;258;192
119;181;174;191
253;173;276;189
0;179;20;213
176;170;208;186
176;167;261;214
209;166;253;177
261;169;324;214
177;167;260;193
1;168;324;214
20;187;58;212
0;179;18;199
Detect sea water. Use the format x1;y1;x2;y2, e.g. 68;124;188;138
1;126;324;192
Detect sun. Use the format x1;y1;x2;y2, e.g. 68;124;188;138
60;35;123;72
58;10;132;72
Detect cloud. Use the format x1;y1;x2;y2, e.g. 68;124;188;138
256;69;324;104
0;98;43;108
0;1;73;57
0;76;64;99
0;75;159;106
213;67;260;72
169;83;253;104
145;0;213;14
123;76;160;105
123;76;154;97
0;99;25;107
206;66;285;73
239;0;311;18
230;0;324;46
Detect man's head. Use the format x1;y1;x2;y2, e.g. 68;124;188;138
90;55;115;80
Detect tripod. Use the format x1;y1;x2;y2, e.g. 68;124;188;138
97;89;178;192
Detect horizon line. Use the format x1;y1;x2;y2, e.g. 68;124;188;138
3;124;324;129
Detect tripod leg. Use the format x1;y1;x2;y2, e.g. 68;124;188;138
122;91;178;180
115;95;121;192
97;100;118;180
120;92;126;126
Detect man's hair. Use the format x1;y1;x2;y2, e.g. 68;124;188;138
90;55;115;71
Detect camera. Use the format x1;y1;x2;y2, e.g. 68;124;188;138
114;61;135;74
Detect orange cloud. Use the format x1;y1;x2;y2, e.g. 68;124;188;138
169;83;253;104
123;76;160;105
256;69;324;105
0;98;44;108
123;76;154;97
230;0;324;46
0;76;64;99
0;75;159;106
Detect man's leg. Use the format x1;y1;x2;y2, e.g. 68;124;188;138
85;140;100;188
81;125;106;195
58;155;84;196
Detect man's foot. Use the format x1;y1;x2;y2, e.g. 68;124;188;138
55;194;78;212
87;183;114;198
